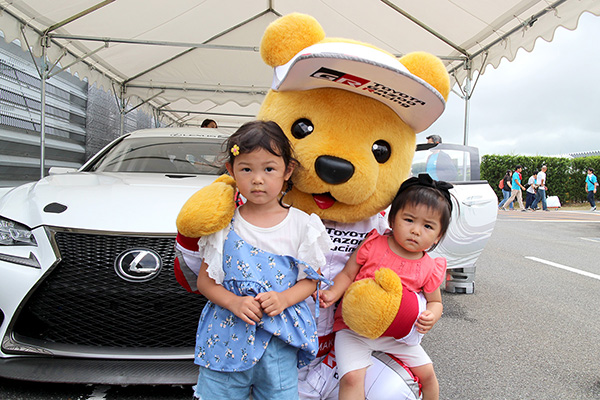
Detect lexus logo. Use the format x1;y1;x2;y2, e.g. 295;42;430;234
115;248;162;282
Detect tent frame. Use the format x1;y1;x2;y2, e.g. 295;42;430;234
0;0;593;177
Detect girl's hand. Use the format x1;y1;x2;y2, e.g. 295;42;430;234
319;289;338;308
255;291;287;317
231;296;263;325
415;310;436;334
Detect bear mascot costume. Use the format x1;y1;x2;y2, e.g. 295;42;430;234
174;13;450;400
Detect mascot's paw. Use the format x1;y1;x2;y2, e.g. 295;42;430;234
342;268;403;339
176;174;236;237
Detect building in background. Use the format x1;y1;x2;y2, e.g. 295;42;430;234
0;37;154;188
569;150;600;158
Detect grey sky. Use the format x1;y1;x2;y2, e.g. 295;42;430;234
424;12;600;157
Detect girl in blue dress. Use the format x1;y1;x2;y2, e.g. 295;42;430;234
193;120;332;400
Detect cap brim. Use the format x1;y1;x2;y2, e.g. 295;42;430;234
272;42;445;133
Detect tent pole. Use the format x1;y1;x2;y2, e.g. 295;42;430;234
119;85;125;136
119;105;124;136
40;46;48;178
462;59;472;146
40;74;46;178
463;76;470;146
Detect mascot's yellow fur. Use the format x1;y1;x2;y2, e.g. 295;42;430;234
176;12;449;341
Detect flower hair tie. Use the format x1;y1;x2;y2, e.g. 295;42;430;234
230;144;240;156
398;173;454;211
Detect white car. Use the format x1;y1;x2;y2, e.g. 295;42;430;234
0;130;495;386
411;142;498;294
0;127;231;384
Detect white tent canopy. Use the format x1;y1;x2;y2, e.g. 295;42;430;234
1;0;599;129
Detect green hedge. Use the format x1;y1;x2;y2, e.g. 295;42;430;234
481;155;600;204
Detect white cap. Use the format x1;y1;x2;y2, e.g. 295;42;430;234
271;42;446;133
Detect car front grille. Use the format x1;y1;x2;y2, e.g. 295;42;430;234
12;231;206;350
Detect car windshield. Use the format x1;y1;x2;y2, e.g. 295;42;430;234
411;145;474;182
87;136;227;175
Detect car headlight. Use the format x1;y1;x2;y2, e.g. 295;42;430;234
0;217;37;246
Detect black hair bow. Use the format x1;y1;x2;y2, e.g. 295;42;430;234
398;173;454;211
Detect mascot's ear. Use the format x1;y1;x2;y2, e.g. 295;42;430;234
400;51;451;101
261;13;326;67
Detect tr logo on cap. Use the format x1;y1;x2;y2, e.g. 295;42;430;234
271;42;446;133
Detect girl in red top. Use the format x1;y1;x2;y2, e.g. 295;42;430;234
320;174;453;400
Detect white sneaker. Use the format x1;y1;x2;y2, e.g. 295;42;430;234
592;206;597;212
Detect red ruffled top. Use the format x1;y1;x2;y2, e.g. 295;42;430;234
333;230;446;337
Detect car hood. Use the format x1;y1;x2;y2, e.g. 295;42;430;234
0;172;219;233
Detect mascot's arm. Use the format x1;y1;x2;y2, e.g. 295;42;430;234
320;250;361;308
174;174;237;293
176;174;237;237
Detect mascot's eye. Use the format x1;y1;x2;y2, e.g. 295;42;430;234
372;140;391;164
291;119;314;139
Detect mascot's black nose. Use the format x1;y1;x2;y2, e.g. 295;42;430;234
315;156;355;184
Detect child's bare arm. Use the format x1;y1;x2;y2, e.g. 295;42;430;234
196;261;263;325
320;250;362;308
415;288;443;334
255;278;318;317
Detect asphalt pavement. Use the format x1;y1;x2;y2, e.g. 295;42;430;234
428;208;600;400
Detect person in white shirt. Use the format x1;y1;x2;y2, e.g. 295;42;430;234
525;171;538;210
530;165;548;211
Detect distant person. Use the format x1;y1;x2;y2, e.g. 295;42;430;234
426;134;442;145
201;118;218;128
530;165;548;211
500;165;526;212
585;167;598;211
498;169;514;210
525;171;538;210
424;134;457;181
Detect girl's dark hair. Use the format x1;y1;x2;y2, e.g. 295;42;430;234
388;179;453;251
226;120;298;208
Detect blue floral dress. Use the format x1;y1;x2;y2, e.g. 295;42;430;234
195;223;328;372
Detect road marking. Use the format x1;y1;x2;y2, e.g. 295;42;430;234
580;237;600;243
505;219;600;223
525;220;593;222
526;256;600;281
511;220;600;223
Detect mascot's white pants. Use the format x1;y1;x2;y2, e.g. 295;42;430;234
297;301;422;400
298;351;339;400
298;349;421;400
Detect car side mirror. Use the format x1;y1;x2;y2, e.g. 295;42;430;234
49;167;78;175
